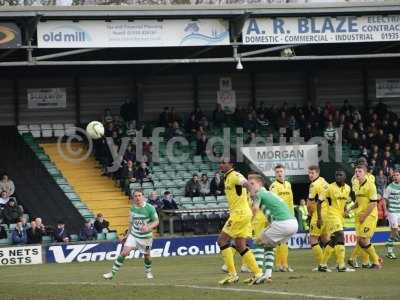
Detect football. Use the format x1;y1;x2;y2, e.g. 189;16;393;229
86;121;105;140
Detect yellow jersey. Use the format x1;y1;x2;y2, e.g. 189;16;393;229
269;179;294;215
351;172;375;190
308;176;329;217
224;169;252;217
352;178;378;218
325;182;351;218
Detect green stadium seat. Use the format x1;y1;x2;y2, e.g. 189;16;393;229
205;196;217;203
192;196;204;203
96;233;106;240
73;202;87;209
142;182;154;189
193;156;203;163
0;239;9;245
66;192;80;201
180;197;192;204
217;195;227;203
70;234;79;242
129;182;141;190
106;232;118;241
9;224;17;230
42;236;53;244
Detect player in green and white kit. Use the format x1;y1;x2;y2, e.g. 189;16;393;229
103;190;159;280
247;174;298;282
384;169;400;259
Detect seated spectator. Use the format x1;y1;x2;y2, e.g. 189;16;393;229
79;220;96;241
135;162;152;185
196;133;208;157
0;224;7;239
0;173;15;197
166;121;185;140
27;220;43;244
2;198;23;225
245;132;257;145
161;191;178;210
120;160;136;194
186;113;199;135
148;191;163;210
103;108;113;124
185;174;201;197
34;217;47;235
324;121;336;145
243;113;257;133
0;190;9;208
376;169;388;196
94;213;110;233
53;220;70;243
210;172;224;196
168;107;181;124
199;174;211;196
11;219;27;245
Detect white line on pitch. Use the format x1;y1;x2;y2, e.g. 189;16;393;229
32;281;359;300
176;284;360;300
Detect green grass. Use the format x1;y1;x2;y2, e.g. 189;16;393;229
0;246;399;300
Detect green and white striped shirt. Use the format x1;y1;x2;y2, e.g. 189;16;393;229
129;203;158;239
383;182;400;213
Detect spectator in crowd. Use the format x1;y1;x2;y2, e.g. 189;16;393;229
298;199;309;231
186;113;199;136
196;133;208;157
0;173;15;197
199;173;211;196
243;113;257;133
53;220;70;243
245;132;257;145
166;121;185;140
168;107;181;124
103;108;113;124
27;220;43;244
120;98;136;122
377;194;388;227
120;160;136;194
147;191;163;210
2;198;23;225
21;215;28;230
213;104;225;127
376;169;388;196
135;162;152;185
185;174;201;197
161;191;178;210
94;213;110;233
324;121;337;144
210;172;224;196
123;144;136;164
0;190;9;208
11;219;27;245
79;220;97;241
34;217;46;234
0;224;7;239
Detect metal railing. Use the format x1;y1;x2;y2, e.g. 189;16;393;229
0;0;389;8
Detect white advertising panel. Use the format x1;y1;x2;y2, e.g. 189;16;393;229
376;79;400;98
0;245;43;266
27;88;67;109
37;19;229;48
243;15;400;45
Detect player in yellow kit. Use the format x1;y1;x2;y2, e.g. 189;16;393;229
318;170;355;272
217;157;264;285
269;164;294;272
307;165;330;271
348;164;383;270
348;158;376;269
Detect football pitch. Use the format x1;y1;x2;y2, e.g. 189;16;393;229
0;246;398;300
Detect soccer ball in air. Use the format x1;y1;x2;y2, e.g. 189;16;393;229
86;121;105;140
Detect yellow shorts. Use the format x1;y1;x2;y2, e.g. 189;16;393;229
222;214;252;239
355;214;377;239
310;215;329;236
325;214;344;234
252;210;267;238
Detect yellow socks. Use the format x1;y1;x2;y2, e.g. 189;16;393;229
280;244;289;268
275;244;283;267
311;243;323;265
221;245;236;275
350;243;362;261
335;244;346;268
241;248;262;275
321;244;334;266
362;244;380;265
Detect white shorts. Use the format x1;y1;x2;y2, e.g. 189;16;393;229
258;219;298;248
388;212;400;229
125;234;153;254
